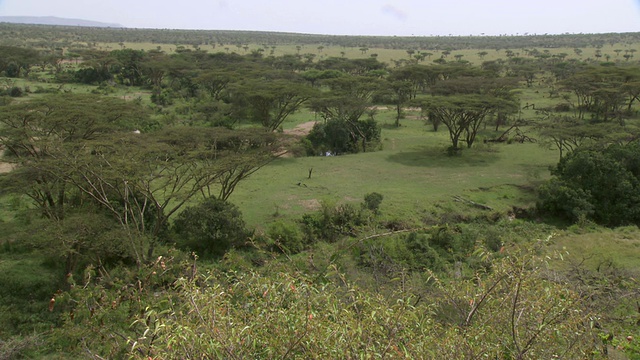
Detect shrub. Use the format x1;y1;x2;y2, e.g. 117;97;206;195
301;201;366;242
173;197;249;258
305;118;381;156
363;192;384;214
404;232;446;271
8;86;23;97
267;220;305;254
537;142;640;226
46;240;602;359
554;102;572;112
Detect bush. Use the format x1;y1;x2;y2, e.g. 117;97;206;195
150;88;174;106
8;86;23;97
537;142;640;226
73;67;111;84
554;103;572;112
305;118;381;156
267;220;305;254
537;178;595;222
404;232;446;271
363;192;384;214
301;201;367;242
173;197;249;258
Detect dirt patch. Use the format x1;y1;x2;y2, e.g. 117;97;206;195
284;121;317;137
0;162;14;173
300;199;321;211
0;151;15;173
370;106;421;112
122;91;151;101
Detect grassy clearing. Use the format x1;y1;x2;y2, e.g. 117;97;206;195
232;109;556;228
550;226;640;271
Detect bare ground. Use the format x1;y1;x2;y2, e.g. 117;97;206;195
284;121;317;136
299;198;321;211
0;151;15;173
0;162;14;173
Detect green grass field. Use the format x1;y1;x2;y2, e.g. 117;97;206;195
232;108;557;228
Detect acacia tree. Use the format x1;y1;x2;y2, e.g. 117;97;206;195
195;69;233;100
0;94;279;264
72;49;118;83
309;76;382;153
139;49;174;88
386;79;413;127
420;96;518;153
560;65;640;123
0;93;149;220
388;64;440;100
418;74;519;152
0;45;40;77
50;127;279;264
536;116;614;160
420;95;499;151
233;78;317;131
110;48;146;86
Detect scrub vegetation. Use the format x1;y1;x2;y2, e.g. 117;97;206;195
1;23;640;358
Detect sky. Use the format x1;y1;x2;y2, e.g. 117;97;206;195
0;0;639;36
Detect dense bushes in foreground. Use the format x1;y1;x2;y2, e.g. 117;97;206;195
45;241;602;359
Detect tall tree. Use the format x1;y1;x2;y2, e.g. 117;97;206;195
560;65;639;123
309;76;382;153
235;78;317;131
0;93;149;220
0;45;40;78
418;76;519;152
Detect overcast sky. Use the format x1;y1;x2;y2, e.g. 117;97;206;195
0;0;639;36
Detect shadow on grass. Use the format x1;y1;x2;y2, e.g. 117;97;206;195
386;145;501;167
381;122;402;130
267;156;301;166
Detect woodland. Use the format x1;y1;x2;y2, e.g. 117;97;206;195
0;23;640;359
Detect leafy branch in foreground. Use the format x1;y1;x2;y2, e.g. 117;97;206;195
51;240;601;359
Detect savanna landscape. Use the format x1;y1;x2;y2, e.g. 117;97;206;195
1;22;640;358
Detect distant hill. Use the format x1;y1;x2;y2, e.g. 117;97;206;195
0;16;122;28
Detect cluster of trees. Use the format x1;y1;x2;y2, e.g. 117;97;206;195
538;140;640;226
559;65;640;122
2;23;639;51
3;40;640;157
1;43;533;154
528;63;640;228
0;93;280;271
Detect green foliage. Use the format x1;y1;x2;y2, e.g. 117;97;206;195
559;64;640;122
267;220;305;254
305;117;381;155
45;242;602;359
363;192;384;214
173;197;249;258
305;119;352;155
0;86;24;97
47;251;191;358
71;67;111;84
1;25;640;359
537;178;595;222
537;142;640;226
404;232;447;271
357;225;476;274
301;201;367;243
0;255;61;335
